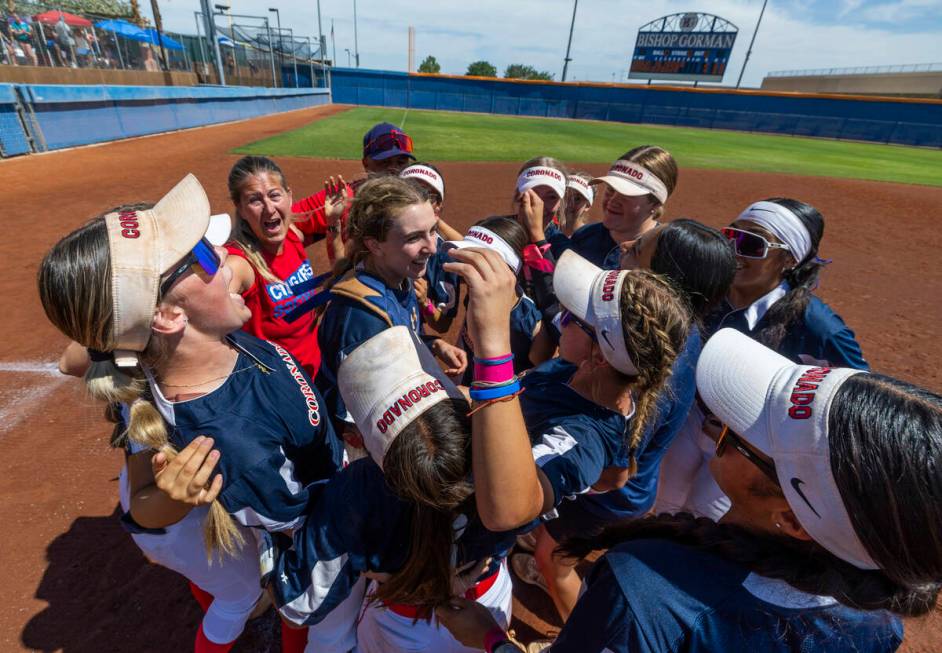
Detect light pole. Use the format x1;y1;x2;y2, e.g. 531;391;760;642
353;0;359;67
561;0;578;82
206;0;226;84
268;7;283;80
737;0;768;88
316;0;325;61
344;47;351;67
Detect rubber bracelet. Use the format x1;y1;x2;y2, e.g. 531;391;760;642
474;360;514;384
484;626;510;653
470;380;521;402
422;300;437;317
474;354;514;366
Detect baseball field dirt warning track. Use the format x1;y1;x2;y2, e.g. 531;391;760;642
0;104;939;651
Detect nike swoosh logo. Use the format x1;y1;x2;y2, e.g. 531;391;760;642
790;478;821;518
600;329;615;350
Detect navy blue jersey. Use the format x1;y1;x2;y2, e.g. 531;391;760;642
266;457;518;626
704;295;868;370
580;328;701;519
316;268;422;429
423;235;461;322
551;222;620;270
552;538;903;653
458;291;540;385
520;359;632;507
152;331;342;531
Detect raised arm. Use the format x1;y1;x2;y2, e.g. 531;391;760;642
444;248;546;531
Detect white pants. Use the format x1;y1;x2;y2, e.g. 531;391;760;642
653;405;731;521
303;575;368;653
119;468;262;644
355;562;513;653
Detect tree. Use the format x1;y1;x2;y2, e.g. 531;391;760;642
418;55;441;74
466;60;497;77
504;64;554;81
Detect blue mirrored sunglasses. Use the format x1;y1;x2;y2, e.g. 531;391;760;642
159;237;221;297
560;309;597;341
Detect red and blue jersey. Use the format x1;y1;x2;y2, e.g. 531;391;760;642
553;538;902;652
226;229;326;378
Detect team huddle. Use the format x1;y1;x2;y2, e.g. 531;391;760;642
38;122;942;653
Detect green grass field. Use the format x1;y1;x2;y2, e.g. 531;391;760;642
236;107;942;187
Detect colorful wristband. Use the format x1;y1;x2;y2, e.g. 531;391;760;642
484;626;510;653
474;360;514;384
474;353;514;366
469;379;521;402
422;300;437;317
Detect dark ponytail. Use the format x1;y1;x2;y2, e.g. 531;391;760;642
754;198;825;349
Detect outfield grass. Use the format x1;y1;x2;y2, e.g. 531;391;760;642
236;107;942;187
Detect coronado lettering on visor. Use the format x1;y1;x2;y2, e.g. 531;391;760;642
405;167;440;183
788;367;832;419
601;270;620;302
527;169;563;182
118;210;141;239
376;380;446;434
467;229;494;245
611;164;646;182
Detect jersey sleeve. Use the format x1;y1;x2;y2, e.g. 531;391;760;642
532;423;610;506
268;460;403;626
550;556;634;653
820;325;869;370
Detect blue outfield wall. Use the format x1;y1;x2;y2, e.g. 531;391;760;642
330;68;942;148
0;83;330;155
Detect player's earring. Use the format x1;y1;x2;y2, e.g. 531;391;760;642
775;522;782;529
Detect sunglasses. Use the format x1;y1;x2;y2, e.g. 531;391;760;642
559;309;597;341
715;424;779;486
364;131;414;157
159;237;221;297
721;227;790;260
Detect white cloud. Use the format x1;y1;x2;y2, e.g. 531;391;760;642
151;0;942;86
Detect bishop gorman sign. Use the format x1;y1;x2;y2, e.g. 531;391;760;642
629;12;738;83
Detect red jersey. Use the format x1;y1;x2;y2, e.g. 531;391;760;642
226;229;322;377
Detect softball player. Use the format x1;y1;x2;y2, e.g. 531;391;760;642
560;172;595;236
316;176;467;451
38;176;343;652
512;156;569;247
658;198;868;520
559;146;678;269
400;162;463;333
447;216;541;385
439;330;942;652
266;244;530;652
225;156;334;378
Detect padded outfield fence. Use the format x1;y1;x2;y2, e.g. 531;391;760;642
330;68;942;148
0;83;330;156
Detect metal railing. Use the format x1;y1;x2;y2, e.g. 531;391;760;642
768;63;942;77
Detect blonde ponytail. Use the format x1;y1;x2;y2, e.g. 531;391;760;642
618;270;690;475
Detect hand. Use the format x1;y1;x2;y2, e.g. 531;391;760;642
431;339;469;376
414;276;430;304
443;248;517;359
323;175;349;227
435;597;500;649
517;189;546;243
152;436;223;506
342;425;365;449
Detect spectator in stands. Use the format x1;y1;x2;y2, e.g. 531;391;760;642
53;15;75;67
8;14;38;66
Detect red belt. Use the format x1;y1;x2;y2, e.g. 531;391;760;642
384;566;501;619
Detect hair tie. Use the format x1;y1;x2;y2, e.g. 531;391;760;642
87;348;112;363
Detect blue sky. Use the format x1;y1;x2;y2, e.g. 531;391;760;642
152;0;942;87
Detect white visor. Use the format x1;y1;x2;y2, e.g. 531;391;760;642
553;250;638;376
736;201;812;264
401;164;445;201
338;326;464;470
446;226;521;274
696;328;876;570
516;166;566;200
591;160;668;204
567;176;594;204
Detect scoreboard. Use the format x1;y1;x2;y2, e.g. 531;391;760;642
629;13;738;83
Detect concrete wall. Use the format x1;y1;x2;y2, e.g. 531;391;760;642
0;83;330;156
331;68;942;148
761;72;942;98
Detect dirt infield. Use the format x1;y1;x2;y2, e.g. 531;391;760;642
1;104;939;652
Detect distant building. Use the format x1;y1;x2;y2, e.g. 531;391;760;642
762;64;942;98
